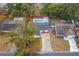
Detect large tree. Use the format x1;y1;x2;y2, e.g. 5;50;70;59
67;4;79;19
41;4;75;20
7;3;39;55
10;18;39;56
7;3;35;19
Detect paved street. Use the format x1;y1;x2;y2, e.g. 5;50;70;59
40;33;53;53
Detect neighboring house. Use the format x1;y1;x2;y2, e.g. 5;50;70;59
33;3;44;9
1;17;24;33
27;16;49;38
51;20;67;31
55;22;76;37
0;5;8;16
1;20;16;32
53;20;79;51
13;17;24;23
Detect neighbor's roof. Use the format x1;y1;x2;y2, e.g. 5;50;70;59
1;20;16;31
56;23;76;36
0;15;7;22
0;8;8;15
66;29;76;35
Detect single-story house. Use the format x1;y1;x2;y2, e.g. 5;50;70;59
1;20;16;32
13;17;24;23
54;21;79;51
1;16;49;37
27;16;49;38
1;17;24;34
55;22;76;36
55;22;77;41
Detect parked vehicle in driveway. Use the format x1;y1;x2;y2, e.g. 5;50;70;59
51;23;55;31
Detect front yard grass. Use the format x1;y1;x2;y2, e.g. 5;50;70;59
49;29;70;51
0;33;13;52
26;38;42;53
0;33;42;52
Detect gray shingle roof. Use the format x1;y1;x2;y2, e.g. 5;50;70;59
55;23;76;36
1;21;16;31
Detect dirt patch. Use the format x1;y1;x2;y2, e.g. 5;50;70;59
31;38;42;52
49;30;70;51
26;38;42;52
0;33;42;52
0;35;12;52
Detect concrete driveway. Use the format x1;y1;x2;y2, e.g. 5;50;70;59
40;33;53;53
68;39;79;52
64;36;79;52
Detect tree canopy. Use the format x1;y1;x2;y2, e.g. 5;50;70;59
10;20;39;56
41;4;75;20
6;3;40;55
7;3;36;19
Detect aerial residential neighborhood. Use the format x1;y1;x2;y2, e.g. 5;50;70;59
0;3;79;56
